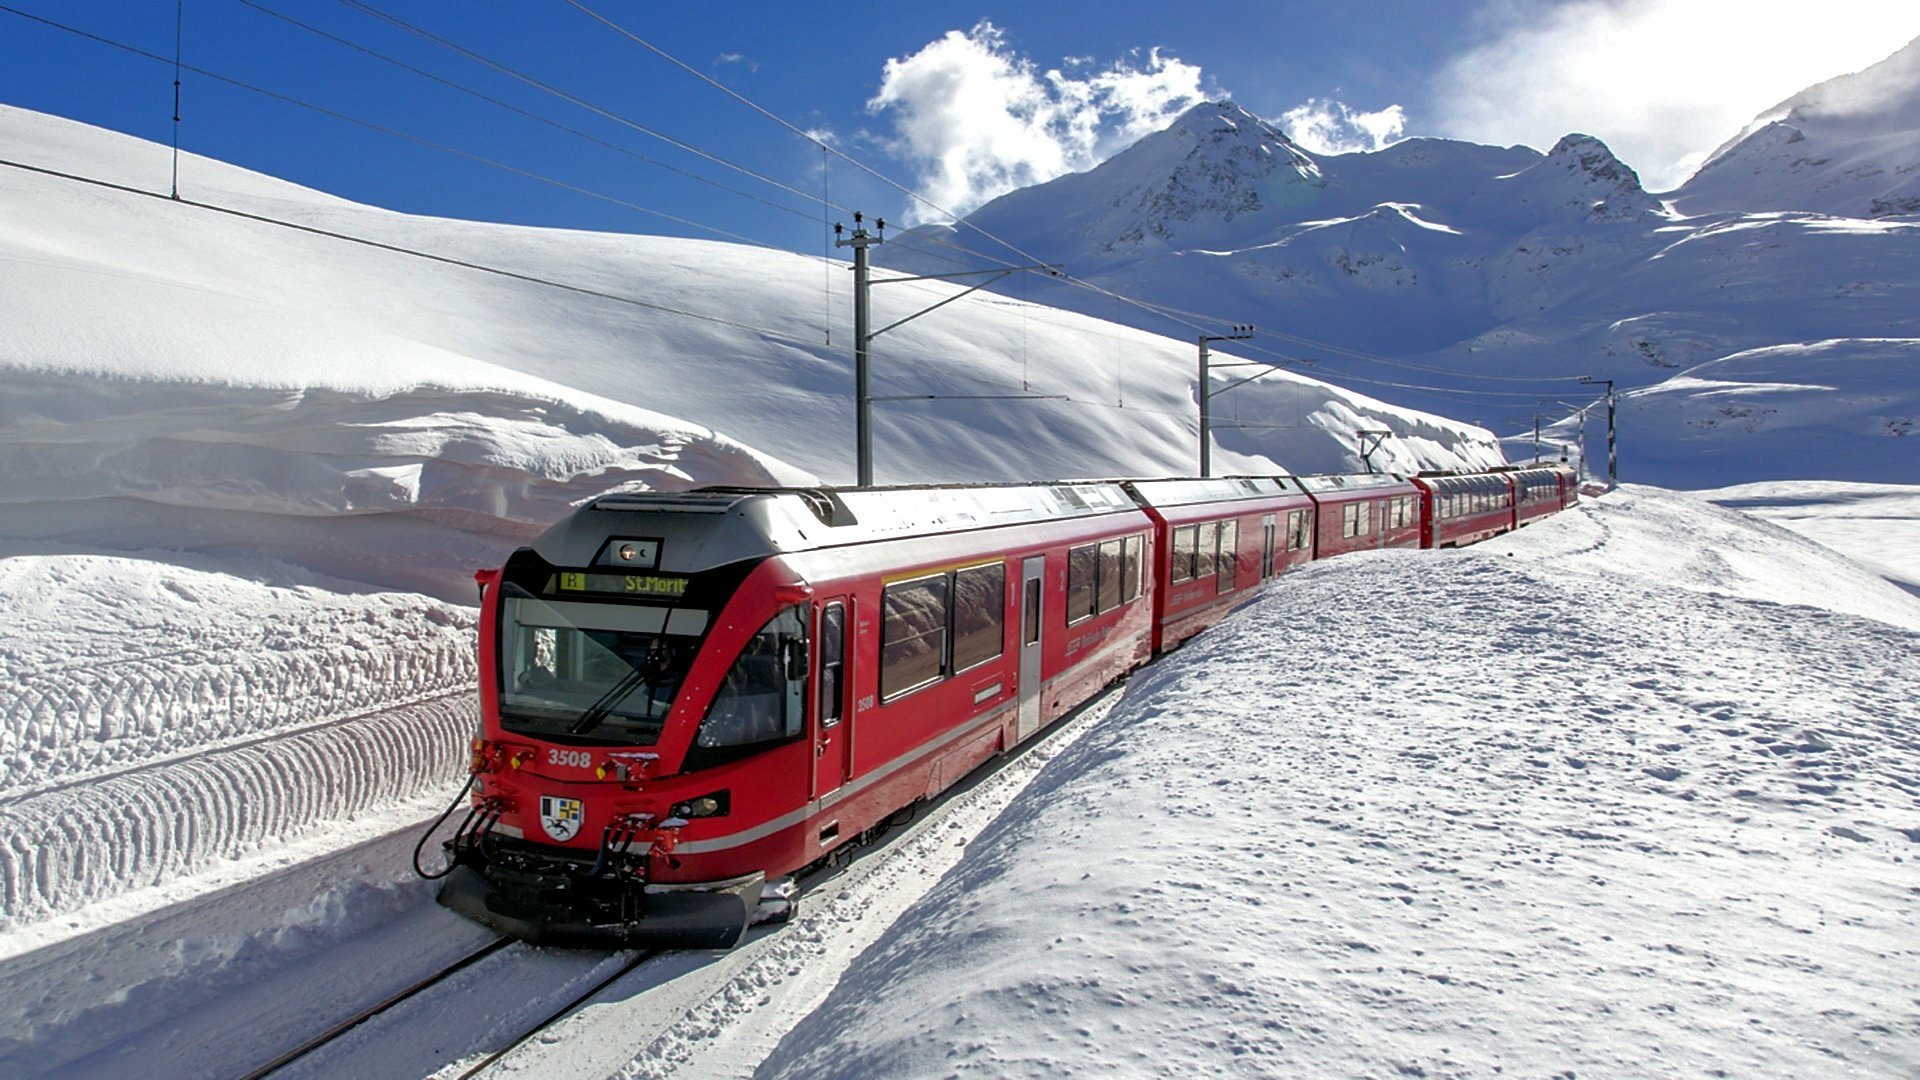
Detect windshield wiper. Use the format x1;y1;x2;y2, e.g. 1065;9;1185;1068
568;666;650;735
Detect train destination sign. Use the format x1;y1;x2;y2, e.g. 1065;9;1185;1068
553;572;690;599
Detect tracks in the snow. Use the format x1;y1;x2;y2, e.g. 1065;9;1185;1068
238;936;514;1079
451;947;661;1079
238;936;661;1080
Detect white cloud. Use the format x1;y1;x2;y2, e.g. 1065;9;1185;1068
1280;99;1408;155
1430;0;1920;190
868;22;1211;223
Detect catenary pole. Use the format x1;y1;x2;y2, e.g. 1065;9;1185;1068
835;213;880;487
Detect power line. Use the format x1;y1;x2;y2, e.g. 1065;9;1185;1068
0;155;821;346
233;0;823;229
0;2;781;249
558;0;1562;412
334;0;848;215
14;2;1590;428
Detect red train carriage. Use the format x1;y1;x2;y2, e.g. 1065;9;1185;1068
1296;473;1422;558
1411;471;1517;549
1122;477;1315;651
439;483;1155;949
1511;465;1579;525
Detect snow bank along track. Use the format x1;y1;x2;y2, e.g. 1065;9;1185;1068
0;691;477;926
0;607;478;792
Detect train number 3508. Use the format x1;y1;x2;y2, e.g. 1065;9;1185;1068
548;748;594;769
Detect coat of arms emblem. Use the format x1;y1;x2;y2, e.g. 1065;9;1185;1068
539;795;584;842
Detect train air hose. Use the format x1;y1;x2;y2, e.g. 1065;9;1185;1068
412;772;479;881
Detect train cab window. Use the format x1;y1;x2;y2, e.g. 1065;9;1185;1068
818;602;846;728
881;575;950;700
1171;525;1198;583
497;591;701;746
1216;520;1237;592
1196;522;1218;580
952;563;1007;672
1066;544;1099;623
1097;539;1124;612
694;604;808;756
1122;535;1143;602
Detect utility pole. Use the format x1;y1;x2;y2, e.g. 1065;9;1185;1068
835;213;883;487
1579;376;1617;491
835;212;1058;487
1197;324;1255;477
1532;413;1541;463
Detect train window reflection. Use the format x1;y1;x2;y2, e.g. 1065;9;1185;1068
881;575;949;700
697;605;807;750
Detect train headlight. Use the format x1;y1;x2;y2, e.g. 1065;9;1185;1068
669;790;730;819
618;543;639;562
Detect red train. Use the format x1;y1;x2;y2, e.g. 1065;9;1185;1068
431;466;1577;947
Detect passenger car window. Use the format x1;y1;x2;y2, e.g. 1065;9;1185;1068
880;575;949;700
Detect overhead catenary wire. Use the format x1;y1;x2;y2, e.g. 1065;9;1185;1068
547;0;1577;417
0;155;821;347
14;4;1581;429
333;0;851;216
233;0;826;229
0;3;786;251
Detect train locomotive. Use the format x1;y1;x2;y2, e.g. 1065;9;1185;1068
429;466;1577;949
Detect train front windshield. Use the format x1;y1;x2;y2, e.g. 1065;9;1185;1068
497;591;702;745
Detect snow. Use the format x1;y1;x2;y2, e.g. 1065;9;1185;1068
1;51;1918;1078
756;487;1920;1078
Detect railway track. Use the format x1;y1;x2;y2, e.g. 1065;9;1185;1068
237;685;1123;1078
236;937;664;1079
451;948;660;1079
238;937;514;1079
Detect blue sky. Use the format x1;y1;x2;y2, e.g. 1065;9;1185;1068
3;0;1916;255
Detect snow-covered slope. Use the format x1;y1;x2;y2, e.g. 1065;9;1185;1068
1675;35;1920;219
758;487;1920;1077
884;84;1920;489
1551;338;1920;486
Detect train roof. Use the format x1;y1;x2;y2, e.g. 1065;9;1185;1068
529;482;1146;575
1122;476;1306;507
1293;472;1413;495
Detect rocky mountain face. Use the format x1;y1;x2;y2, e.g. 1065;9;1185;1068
880;70;1920;486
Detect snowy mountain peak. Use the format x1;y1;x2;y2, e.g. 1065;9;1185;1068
1676;36;1920;217
1516;133;1663;222
1098;99;1323;249
1773;34;1920;128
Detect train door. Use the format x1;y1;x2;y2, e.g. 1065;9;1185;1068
1260;514;1278;581
1016;555;1045;741
811;598;851;801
